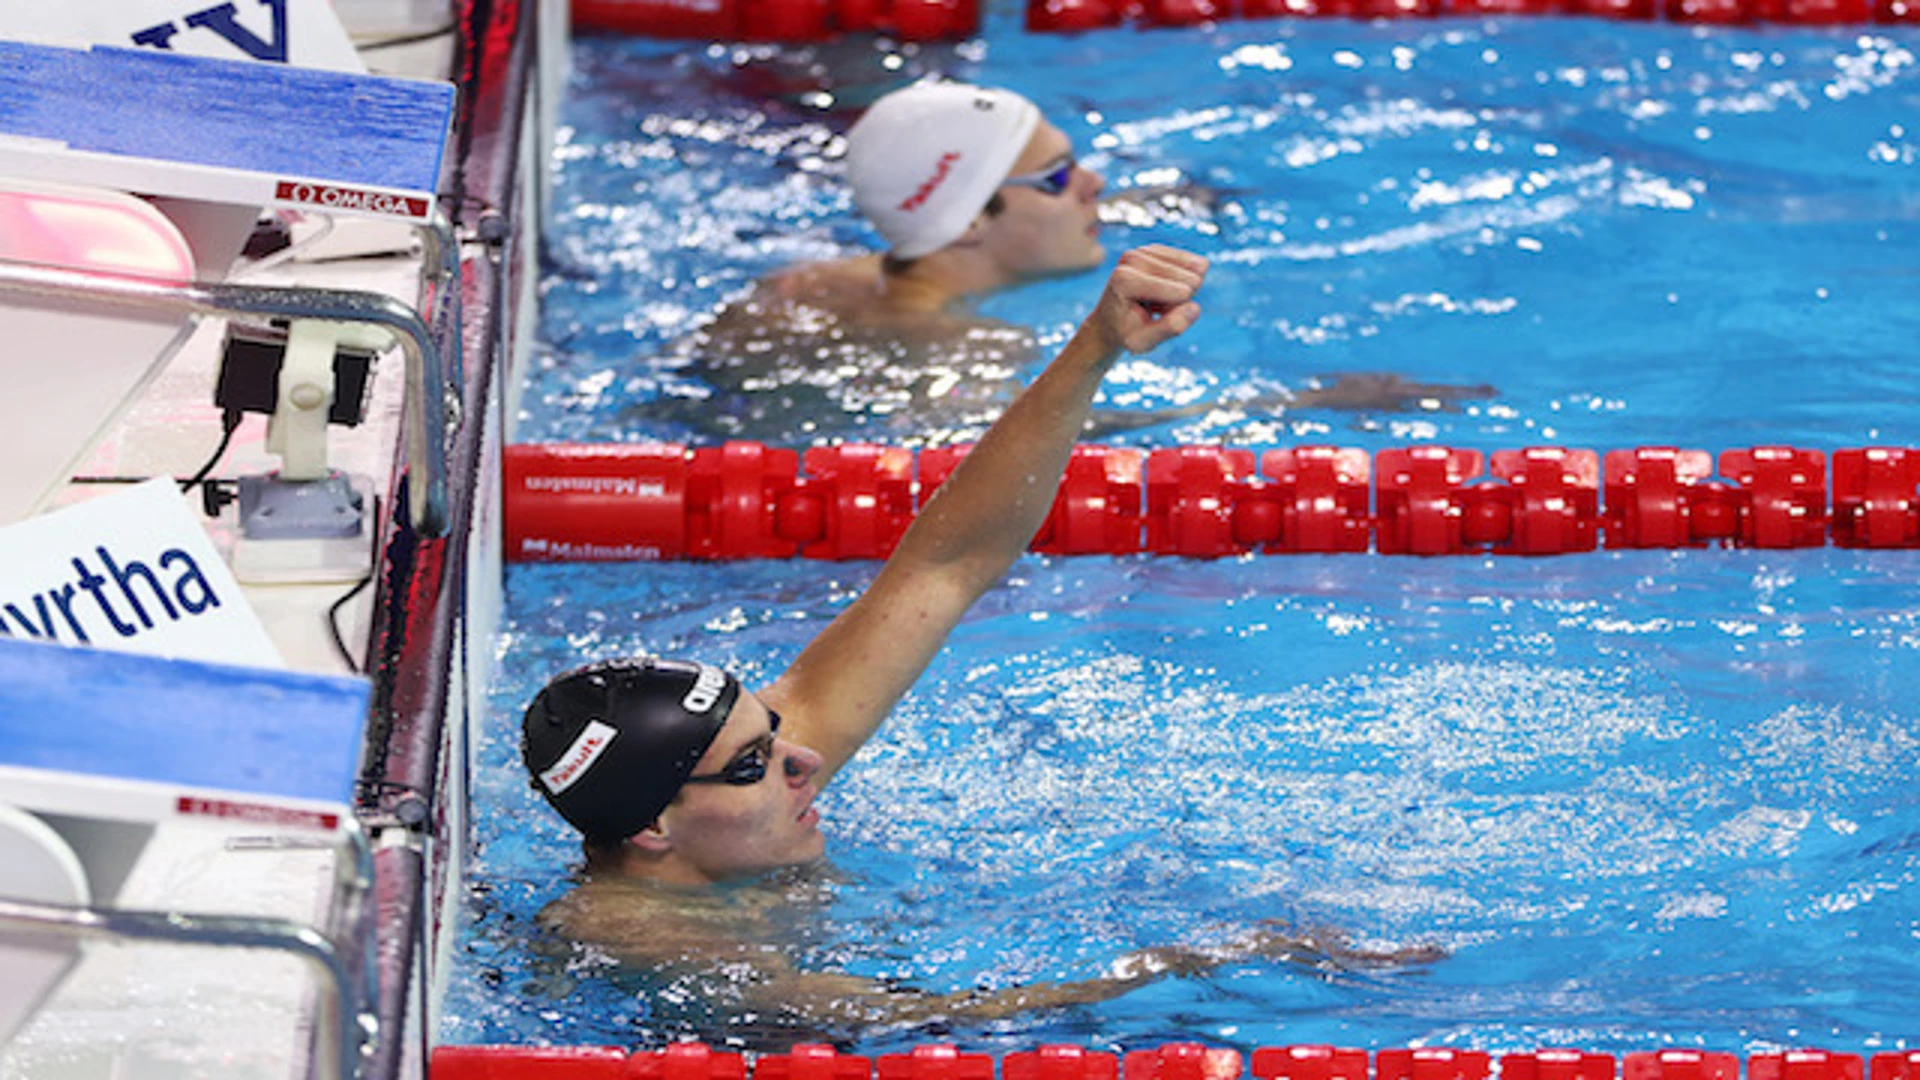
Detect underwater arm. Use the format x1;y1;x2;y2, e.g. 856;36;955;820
740;965;1162;1030
549;886;1437;1038
767;246;1209;785
738;926;1443;1032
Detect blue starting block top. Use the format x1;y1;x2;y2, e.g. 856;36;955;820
0;636;370;806
0;41;453;220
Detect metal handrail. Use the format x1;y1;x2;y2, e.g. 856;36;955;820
0;260;452;537
226;815;381;1062
416;209;465;405
0;897;373;1080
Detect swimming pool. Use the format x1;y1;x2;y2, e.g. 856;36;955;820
446;9;1920;1057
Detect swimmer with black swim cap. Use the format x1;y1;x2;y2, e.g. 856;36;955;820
524;657;829;884
524;659;737;842
523;245;1213;889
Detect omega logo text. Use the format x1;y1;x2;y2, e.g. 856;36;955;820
275;181;430;220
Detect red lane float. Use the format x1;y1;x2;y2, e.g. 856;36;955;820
1027;0;1904;29
1718;446;1828;549
1750;1053;1867;1080
1126;1045;1244;1080
1602;448;1720;548
1006;1046;1121;1080
1833;447;1920;548
1504;1051;1617;1080
1252;1046;1369;1080
1491;447;1601;555
798;444;917;559
1147;447;1257;557
879;1046;995;1080
1873;1053;1920;1080
428;1047;1920;1080
504;442;698;562
428;1045;631;1079
573;0;976;41
1374;446;1483;556
759;1045;875;1080
502;440;1920;561
1025;0;1127;29
630;1044;750;1080
1256;446;1372;553
1039;446;1147;555
1624;1051;1742;1080
1376;1049;1493;1080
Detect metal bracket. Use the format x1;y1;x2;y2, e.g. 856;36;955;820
0;262;452;537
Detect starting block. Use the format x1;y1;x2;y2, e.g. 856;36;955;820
0;635;373;1076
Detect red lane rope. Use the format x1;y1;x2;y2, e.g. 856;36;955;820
570;0;1918;45
571;0;979;41
1028;0;1918;30
430;1043;1915;1080
503;441;1920;561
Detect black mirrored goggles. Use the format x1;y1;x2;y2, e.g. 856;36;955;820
682;709;783;786
1001;155;1077;197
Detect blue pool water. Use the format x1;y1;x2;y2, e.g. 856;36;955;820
447;10;1920;1057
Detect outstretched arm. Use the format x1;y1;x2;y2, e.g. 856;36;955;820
766;246;1209;785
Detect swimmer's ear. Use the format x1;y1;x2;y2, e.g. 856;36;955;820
626;818;673;854
952;213;992;248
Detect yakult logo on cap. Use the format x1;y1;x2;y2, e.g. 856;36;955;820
898;151;961;213
539;720;618;794
681;664;729;713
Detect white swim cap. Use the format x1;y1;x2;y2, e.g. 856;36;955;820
845;81;1042;260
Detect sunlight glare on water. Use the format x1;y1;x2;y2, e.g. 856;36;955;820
455;547;1920;1053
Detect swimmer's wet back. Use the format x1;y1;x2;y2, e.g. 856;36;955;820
457;14;1920;1057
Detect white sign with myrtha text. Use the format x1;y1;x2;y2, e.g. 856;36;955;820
0;479;282;669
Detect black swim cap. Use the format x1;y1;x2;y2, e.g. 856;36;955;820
521;658;741;843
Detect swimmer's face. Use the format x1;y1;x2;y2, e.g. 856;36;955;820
656;693;827;881
977;119;1106;278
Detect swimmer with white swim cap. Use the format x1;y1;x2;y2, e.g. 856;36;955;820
845;80;1106;277
659;79;1491;443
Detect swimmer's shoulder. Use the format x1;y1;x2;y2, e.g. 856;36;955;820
704;254;1036;367
701;255;887;338
760;254;887;306
539;874;790;966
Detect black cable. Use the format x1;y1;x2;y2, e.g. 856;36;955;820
328;571;375;675
357;24;458;51
353;777;430;818
178;411;244;495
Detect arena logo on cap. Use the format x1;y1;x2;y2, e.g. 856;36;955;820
539;720;618;795
898;151;961;213
681;664;728;713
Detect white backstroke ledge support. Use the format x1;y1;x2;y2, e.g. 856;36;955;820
0;260;454;535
